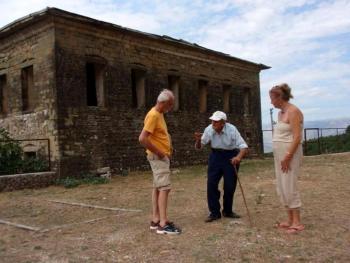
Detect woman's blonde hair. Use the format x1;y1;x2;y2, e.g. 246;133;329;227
269;83;294;101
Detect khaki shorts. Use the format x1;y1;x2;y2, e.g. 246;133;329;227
147;153;171;191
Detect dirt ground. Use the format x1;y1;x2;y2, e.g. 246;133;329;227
0;153;349;263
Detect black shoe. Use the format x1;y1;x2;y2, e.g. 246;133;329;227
222;211;241;219
205;215;221;223
156;222;181;235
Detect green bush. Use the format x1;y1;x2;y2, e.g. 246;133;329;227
305;130;350;155
0;128;49;175
56;177;81;188
0;128;23;175
21;157;49;173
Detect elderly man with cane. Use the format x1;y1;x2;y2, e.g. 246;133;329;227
195;111;248;222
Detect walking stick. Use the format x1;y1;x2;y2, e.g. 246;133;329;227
234;165;253;227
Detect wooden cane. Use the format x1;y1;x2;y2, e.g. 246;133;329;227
234;164;253;227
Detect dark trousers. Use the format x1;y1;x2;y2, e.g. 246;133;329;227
207;149;239;217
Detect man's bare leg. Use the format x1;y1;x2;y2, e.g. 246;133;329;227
152;189;160;223
158;189;170;226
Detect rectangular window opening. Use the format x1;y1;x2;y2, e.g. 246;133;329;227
244;88;251;115
198;80;208;113
21;66;34;112
223;85;231;113
168;75;180;111
0;74;8;115
131;69;146;108
24;151;37;159
86;63;105;107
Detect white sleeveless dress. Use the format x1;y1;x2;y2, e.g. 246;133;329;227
272;122;303;209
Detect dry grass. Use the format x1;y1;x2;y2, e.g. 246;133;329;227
0;153;349;262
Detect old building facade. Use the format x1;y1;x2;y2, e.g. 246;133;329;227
0;8;269;178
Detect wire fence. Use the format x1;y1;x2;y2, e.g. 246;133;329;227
263;128;348;155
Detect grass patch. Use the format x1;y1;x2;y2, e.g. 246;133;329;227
240;158;274;174
56;174;109;188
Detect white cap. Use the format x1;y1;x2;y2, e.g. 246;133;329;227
209;111;227;121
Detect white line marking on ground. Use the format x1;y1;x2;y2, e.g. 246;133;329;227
40;215;115;232
0;219;41;231
47;199;142;212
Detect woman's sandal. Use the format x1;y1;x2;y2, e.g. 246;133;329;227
286;224;305;234
274;221;291;229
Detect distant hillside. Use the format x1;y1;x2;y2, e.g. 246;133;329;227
262;117;350;130
303;118;350;129
262;117;350;153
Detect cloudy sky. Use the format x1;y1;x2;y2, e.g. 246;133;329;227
1;0;349;125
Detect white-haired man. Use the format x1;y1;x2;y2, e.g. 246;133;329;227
139;89;181;235
195;111;248;222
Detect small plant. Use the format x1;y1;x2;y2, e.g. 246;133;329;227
81;173;109;185
56;177;81;188
56;173;109;188
255;189;265;205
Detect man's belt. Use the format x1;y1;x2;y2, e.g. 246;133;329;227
211;148;238;152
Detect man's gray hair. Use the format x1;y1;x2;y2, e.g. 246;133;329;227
157;89;174;102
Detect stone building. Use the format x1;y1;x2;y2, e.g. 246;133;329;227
0;8;269;178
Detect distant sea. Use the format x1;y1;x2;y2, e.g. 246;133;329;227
262;117;350;153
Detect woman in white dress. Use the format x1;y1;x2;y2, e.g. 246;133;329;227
270;83;305;234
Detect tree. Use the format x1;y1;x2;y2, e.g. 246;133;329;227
346;125;350;135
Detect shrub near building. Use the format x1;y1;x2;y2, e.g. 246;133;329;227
0;128;48;175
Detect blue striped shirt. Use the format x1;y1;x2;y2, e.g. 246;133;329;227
201;123;248;150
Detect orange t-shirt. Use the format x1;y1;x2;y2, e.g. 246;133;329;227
143;107;172;156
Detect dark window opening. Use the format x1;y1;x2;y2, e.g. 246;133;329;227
244;88;251;115
245;131;252;139
86;62;105;107
21;66;34;112
24;151;37;159
245;131;252;144
86;63;97;106
168;75;181;111
0;75;8;115
131;69;146;108
198;80;208;113
223;85;231;113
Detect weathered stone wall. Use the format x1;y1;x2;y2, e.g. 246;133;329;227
53;17;264;177
0;19;60;169
0;172;57;192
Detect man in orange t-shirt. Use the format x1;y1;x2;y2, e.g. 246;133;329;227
139;89;181;235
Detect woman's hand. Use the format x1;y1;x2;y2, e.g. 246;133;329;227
281;153;292;173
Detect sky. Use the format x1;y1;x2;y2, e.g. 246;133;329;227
1;0;350;125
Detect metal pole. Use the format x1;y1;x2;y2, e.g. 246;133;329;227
304;128;307;156
234;165;253;227
317;128;321;154
320;128;323;153
269;108;274;131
